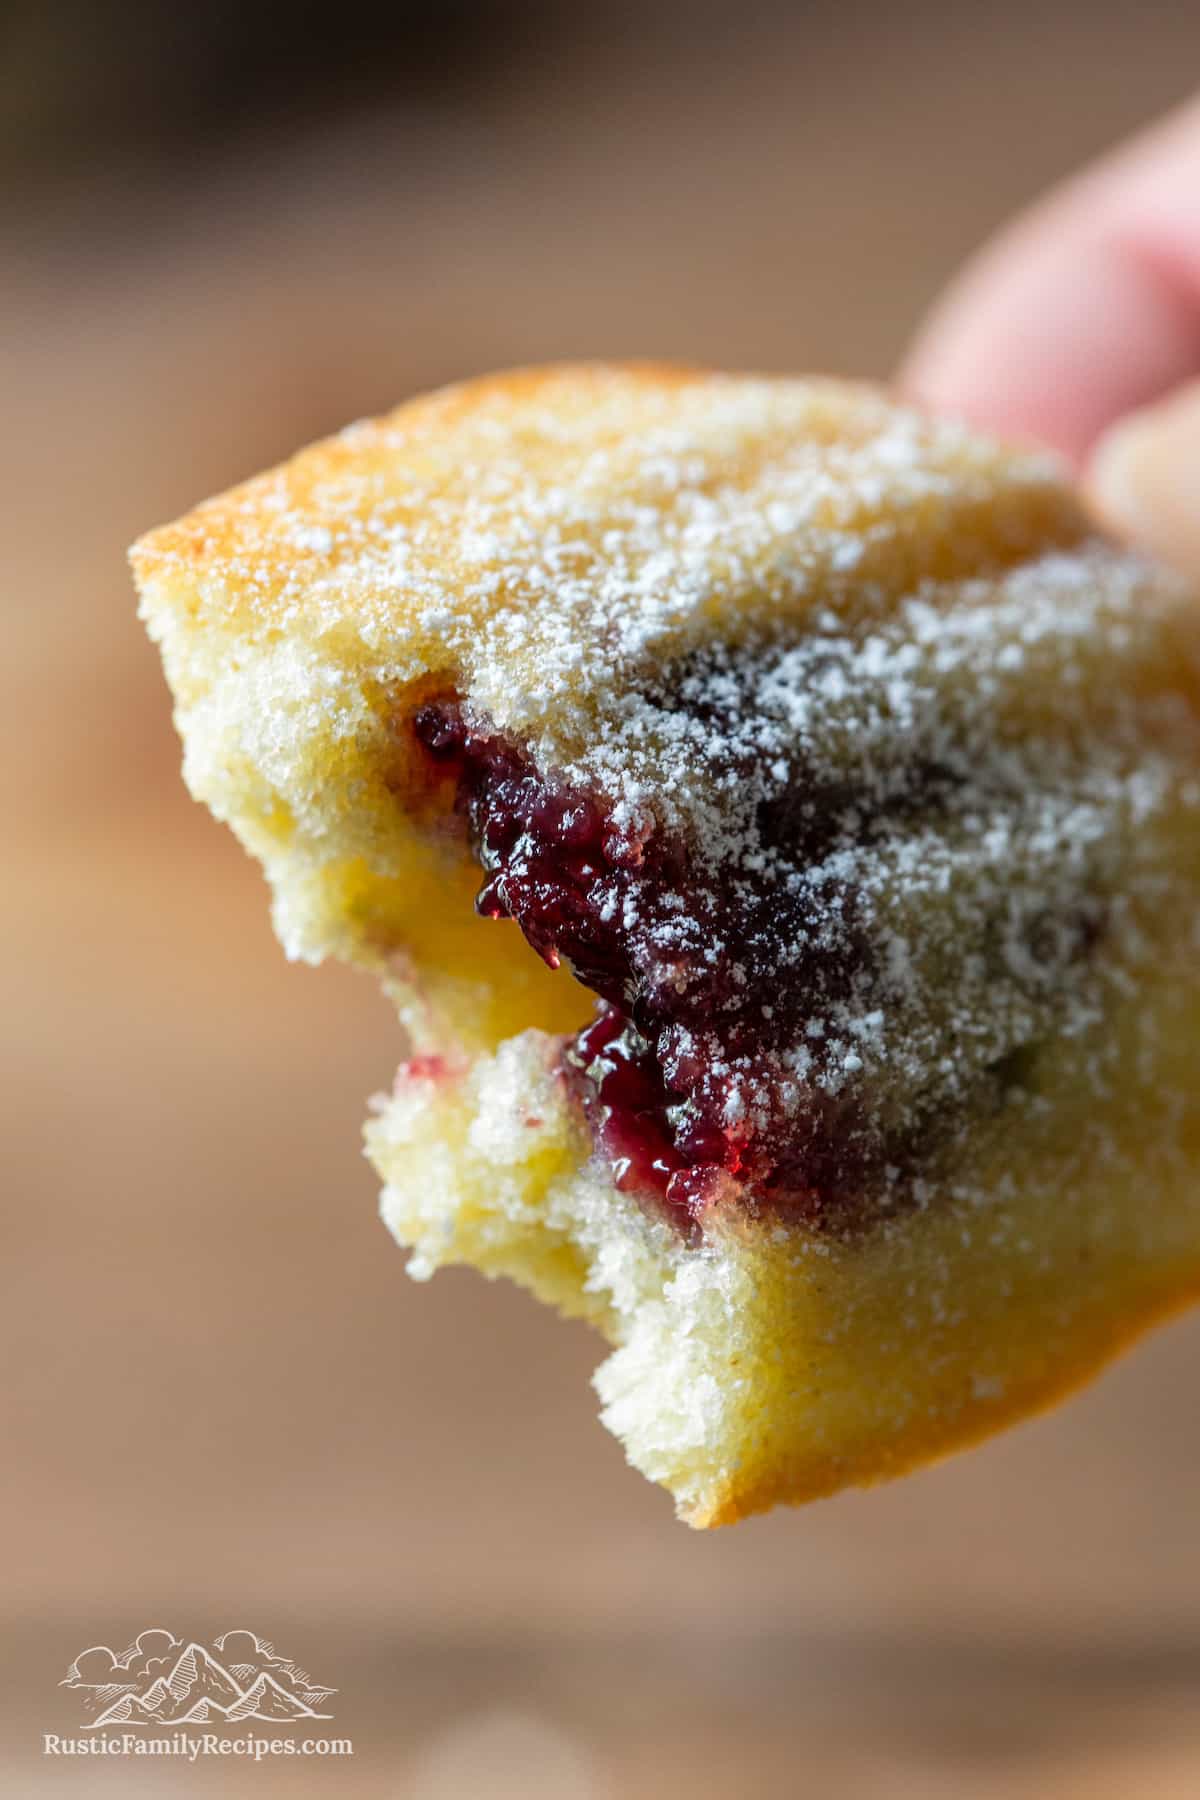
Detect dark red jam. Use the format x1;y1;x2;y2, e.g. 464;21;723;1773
411;698;872;1234
565;1008;743;1222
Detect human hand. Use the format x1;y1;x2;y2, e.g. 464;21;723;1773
901;94;1200;583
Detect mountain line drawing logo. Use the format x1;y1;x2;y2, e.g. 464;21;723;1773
60;1630;335;1729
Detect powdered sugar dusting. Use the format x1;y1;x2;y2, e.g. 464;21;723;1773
536;546;1200;1192
133;367;1200;1221
416;540;1200;1225
138;368;1083;745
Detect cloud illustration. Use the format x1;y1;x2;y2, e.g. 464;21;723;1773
63;1629;181;1688
62;1649;129;1690
121;1631;181;1682
213;1630;273;1670
212;1629;335;1702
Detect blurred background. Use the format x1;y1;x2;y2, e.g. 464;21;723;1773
6;2;1200;1793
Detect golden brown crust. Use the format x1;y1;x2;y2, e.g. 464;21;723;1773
697;1280;1200;1527
132;362;1090;746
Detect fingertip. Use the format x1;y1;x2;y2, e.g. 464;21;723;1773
904;223;1200;464
902;98;1200;461
1086;378;1200;584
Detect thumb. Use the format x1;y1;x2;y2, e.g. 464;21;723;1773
1087;379;1200;585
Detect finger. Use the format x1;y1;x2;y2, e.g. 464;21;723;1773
1088;377;1200;585
900;95;1200;463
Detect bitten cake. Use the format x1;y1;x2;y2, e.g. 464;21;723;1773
132;364;1200;1526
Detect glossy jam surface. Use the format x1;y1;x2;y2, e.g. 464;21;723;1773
412;701;858;1232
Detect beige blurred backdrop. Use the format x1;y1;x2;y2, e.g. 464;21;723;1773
6;3;1200;1793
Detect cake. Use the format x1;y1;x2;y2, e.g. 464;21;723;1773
132;363;1200;1525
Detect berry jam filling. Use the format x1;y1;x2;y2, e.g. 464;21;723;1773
412;699;873;1233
